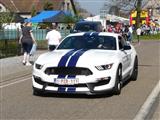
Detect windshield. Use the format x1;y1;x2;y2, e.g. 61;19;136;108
57;35;117;50
74;23;98;32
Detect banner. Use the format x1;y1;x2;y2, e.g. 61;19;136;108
131;11;137;18
140;10;148;18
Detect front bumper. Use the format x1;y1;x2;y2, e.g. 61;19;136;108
32;75;115;95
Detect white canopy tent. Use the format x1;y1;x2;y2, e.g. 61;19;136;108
84;14;129;28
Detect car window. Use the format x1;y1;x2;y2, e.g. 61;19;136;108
57;35;116;50
57;37;83;49
96;36;116;50
75;24;95;32
73;22;102;32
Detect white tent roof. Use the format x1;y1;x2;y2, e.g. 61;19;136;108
85;14;129;23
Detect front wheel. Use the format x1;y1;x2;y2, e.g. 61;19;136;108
130;57;138;81
113;66;122;95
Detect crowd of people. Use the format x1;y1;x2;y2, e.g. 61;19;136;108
105;23;160;43
139;24;160;35
105;24;134;42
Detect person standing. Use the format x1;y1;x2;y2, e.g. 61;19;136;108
136;27;142;44
46;23;62;51
19;22;36;66
128;25;133;42
107;25;113;32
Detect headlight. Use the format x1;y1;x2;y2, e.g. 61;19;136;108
35;63;43;69
95;63;113;70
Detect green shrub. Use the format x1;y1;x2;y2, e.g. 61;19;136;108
133;33;160;41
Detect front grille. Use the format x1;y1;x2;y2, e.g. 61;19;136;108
44;67;93;76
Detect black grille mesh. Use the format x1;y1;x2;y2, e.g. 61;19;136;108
45;67;93;76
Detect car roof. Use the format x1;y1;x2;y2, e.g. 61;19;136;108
76;21;101;24
67;32;120;38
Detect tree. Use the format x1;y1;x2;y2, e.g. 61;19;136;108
39;1;54;29
70;0;77;16
31;5;37;17
63;15;77;23
43;0;54;10
0;12;13;29
136;0;142;28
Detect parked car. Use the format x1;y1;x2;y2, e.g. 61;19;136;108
71;21;103;33
32;32;138;95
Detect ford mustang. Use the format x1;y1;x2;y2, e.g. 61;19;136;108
32;32;138;95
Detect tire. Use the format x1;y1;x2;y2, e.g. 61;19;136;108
113;66;122;95
130;57;138;81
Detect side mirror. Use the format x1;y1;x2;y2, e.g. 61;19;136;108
124;45;131;50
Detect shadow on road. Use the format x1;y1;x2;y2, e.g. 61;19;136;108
33;92;114;99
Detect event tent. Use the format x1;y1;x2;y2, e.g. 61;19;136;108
85;14;129;27
25;10;68;23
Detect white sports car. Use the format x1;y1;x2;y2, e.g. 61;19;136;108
32;32;138;95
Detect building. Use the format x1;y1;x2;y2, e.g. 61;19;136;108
0;0;75;18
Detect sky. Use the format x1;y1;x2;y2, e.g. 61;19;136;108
76;0;106;15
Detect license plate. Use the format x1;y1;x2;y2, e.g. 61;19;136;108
54;78;79;85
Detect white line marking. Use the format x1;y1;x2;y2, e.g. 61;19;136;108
0;77;30;88
133;80;160;120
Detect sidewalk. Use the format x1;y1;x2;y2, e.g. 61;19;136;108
151;95;160;120
0;50;47;81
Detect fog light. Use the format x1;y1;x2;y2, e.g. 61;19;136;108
97;77;111;81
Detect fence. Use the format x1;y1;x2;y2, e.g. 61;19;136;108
0;29;70;58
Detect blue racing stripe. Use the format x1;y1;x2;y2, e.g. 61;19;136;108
57;49;77;78
58;87;66;93
83;32;92;37
67;87;76;93
67;49;88;78
91;32;99;37
58;49;76;67
67;49;87;67
83;32;99;37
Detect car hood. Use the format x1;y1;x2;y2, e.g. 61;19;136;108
36;49;118;67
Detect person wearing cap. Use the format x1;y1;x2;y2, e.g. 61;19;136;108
46;23;62;51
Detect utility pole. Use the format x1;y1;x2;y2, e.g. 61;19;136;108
70;0;77;16
136;0;142;29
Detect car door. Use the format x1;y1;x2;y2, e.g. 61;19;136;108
118;36;131;76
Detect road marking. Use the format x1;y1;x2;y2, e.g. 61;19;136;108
0;74;31;84
0;77;30;88
133;80;160;120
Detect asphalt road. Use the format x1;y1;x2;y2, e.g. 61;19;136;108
0;40;159;120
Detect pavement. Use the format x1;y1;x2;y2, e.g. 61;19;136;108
151;95;160;120
0;50;47;82
0;48;159;120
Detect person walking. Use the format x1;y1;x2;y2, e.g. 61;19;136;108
46;23;62;51
136;27;142;44
19;22;36;66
